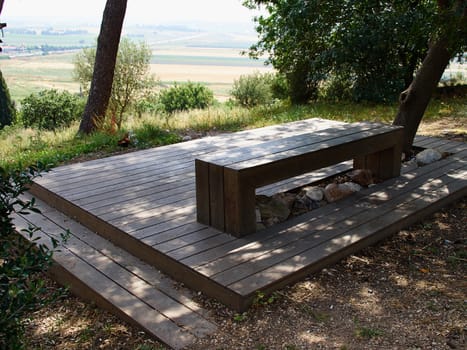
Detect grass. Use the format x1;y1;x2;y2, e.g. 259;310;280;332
1;96;465;172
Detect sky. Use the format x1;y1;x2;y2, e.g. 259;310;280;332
2;0;261;27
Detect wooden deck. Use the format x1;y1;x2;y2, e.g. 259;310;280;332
22;119;467;328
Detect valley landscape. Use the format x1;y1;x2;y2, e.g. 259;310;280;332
1;23;273;102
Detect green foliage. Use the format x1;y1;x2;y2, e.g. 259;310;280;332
0;70;16;129
230;72;275;107
0;165;62;348
73;38;156;129
252;290;280;307
159;82;214;114
20;89;85;131
245;0;443;103
269;73;290;100
354;325;385;339
233;312;248;322
1;96;465;172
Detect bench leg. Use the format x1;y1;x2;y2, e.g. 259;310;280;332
195;159;211;225
223;168;256;237
354;144;402;181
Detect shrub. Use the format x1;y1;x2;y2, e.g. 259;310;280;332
159;82;214;114
230;72;274;108
74;38;156;129
21;90;85;131
0;165;63;348
0;70;16;129
270;73;290;100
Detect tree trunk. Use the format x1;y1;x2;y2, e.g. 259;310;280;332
393;40;452;156
393;0;466;156
79;0;127;134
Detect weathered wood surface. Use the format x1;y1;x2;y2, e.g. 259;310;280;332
27;118;467;312
196;122;403;236
13;195;217;350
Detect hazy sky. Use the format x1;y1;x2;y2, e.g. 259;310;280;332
2;0;260;26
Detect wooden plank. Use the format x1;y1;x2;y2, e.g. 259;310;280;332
152;227;225;253
220;167;467;285
16;204;218;330
108;199;197;231
198;122;379;165
29;200;211;318
53;160;194;196
212;127;402;235
186;149;466;273
83;176;195;211
223;167;257;236
229;167;467;296
12;214;200;349
64;168;195;202
208;162;225;230
215;166;466;288
167;233;237;260
37;118;345;183
96;189;196;221
195;159;211;225
135;219;205;241
257;162;352;196
230;126;401;172
179;201;344;268
40;151;196;190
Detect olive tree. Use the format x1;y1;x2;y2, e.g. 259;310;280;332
74;37;155;129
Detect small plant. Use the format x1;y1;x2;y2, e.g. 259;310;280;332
0;164;64;348
20;89;85;131
233;312;248;323
354;321;384;339
300;304;330;323
252;291;280;307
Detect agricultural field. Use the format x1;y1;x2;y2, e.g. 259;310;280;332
0;25;273;102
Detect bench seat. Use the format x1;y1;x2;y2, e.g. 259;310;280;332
195;121;404;237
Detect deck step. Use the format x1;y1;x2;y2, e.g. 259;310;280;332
12;195;217;350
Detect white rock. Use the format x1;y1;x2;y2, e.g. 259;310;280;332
340;182;362;192
416;148;442;165
182;135;192;142
305;186;324;202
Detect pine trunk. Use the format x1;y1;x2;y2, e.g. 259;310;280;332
79;0;127;134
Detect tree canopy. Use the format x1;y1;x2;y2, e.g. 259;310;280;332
74;37;155;129
244;0;465;103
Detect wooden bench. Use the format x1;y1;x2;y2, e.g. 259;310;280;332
195;121;404;237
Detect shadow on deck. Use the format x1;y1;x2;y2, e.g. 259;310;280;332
15;119;467;348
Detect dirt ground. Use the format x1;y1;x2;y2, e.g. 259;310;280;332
23;119;466;350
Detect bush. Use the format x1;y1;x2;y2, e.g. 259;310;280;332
0;165;63;348
21;90;85;131
270;73;290;101
159;82;214;114
230;72;275;108
0;70;16;129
